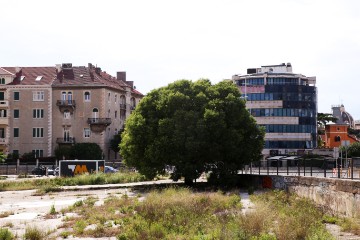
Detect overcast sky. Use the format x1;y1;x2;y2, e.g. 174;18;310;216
1;0;360;119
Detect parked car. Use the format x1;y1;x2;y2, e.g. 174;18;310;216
31;166;46;176
104;166;118;173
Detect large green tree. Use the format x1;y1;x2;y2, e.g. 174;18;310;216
120;79;264;184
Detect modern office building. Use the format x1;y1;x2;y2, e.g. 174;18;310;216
0;63;143;160
232;63;317;157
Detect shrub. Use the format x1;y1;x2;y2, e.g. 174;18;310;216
23;226;45;240
0;228;14;240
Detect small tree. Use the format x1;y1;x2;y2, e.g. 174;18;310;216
70;143;103;160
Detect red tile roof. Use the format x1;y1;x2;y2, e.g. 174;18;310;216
0;65;143;96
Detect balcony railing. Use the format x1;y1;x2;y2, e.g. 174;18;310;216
0;101;8;108
0;138;6;144
56;100;76;113
87;118;112;125
56;137;75;144
56;100;76;107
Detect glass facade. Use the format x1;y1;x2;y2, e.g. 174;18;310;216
235;74;317;152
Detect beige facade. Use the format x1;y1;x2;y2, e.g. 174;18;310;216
0;64;142;160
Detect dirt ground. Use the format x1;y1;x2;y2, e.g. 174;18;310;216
0;179;359;239
0;188;133;239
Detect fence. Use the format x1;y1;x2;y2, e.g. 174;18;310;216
241;158;360;180
0;159;57;175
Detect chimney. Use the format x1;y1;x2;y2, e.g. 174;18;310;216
117;71;126;81
126;81;134;88
95;67;101;74
88;63;92;69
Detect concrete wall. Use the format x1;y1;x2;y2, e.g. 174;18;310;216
239;175;360;217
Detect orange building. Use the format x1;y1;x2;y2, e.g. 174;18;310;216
323;124;358;148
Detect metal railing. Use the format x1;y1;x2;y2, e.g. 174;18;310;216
56;100;76;107
240;158;360;179
56;137;75;144
87;118;112;125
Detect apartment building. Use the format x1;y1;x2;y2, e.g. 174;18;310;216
232;63;317;158
0;63;142;160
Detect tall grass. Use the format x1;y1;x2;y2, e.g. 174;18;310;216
0;171;147;191
59;188;336;239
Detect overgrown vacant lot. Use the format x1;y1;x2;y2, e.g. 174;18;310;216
0;171;147;192
56;188;339;240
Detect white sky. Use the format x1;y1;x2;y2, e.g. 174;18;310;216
1;0;360;119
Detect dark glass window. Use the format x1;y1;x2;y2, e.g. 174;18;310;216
14;92;20;100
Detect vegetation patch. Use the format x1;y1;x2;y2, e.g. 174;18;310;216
59;187;338;239
0;171;147;192
0;227;14;240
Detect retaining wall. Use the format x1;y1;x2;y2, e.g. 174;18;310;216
238;175;360;217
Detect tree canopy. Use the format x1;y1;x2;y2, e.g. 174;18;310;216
317;113;337;127
120;79;265;184
344;142;360;158
56;143;103;160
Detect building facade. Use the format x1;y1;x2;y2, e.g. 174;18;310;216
232;63;317;157
323;124;358;148
0;63;142;160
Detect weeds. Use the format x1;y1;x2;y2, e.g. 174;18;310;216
23;226;45;240
0;172;147;192
0;227;14;240
0;211;14;218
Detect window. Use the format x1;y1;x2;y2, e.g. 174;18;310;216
108;92;111;102
35;76;43;81
14;92;20;101
84;128;91;138
33;91;44;101
84;91;90;101
33;109;44;118
14;128;19;137
32;149;43;158
115;94;117;103
334;136;341;142
0;110;6;118
32;128;44;138
0;92;4;100
108;109;110;118
115;111;117;119
64;110;70;119
14;109;19;119
92;108;99;118
12;150;19;156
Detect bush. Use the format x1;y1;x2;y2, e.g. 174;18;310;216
0;228;14;240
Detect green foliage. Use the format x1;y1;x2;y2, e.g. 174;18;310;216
0;227;14;240
110;129;124;153
49;204;57;215
21;152;36;162
317;113;337;127
70;143;103;160
120;79;264;184
54;146;71;160
346;142;360;157
0;152;6;163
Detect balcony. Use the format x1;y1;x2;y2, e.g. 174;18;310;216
87;118;112;132
0;138;7;145
0;117;8;125
0;101;8;108
56;100;76;113
120;104;126;110
56;137;75;144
